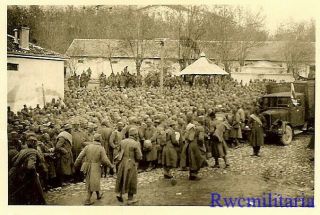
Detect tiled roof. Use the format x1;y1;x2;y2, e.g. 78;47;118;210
66;39;315;62
7;35;68;60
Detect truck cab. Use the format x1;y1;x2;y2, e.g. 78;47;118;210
260;92;305;145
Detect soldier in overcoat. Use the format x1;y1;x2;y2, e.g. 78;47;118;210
98;119;114;177
181;112;205;180
249;113;265;157
162;120;179;178
55;124;74;185
143;118;158;171
74;133;114;205
115;128;142;205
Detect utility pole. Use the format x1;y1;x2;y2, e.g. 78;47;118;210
155;38;167;94
160;40;164;94
42;83;46;107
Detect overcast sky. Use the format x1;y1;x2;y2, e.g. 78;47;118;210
247;1;316;34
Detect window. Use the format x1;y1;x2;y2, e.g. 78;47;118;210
78;59;84;63
277;97;290;107
7;63;19;71
310;65;315;72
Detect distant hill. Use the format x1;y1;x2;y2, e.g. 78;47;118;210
137;5;190;21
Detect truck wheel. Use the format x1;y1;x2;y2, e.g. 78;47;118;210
281;125;293;145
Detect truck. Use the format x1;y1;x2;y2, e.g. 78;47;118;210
259;80;315;145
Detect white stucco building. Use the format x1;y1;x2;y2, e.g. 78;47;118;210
65;39;315;83
231;61;294;84
7;27;68;112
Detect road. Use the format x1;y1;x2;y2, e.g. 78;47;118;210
45;134;314;206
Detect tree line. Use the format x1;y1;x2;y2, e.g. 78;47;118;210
7;5;315;75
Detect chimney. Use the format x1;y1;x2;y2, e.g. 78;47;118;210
13;29;19;44
19;26;30;50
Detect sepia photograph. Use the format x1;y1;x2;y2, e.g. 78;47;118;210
6;2;315;207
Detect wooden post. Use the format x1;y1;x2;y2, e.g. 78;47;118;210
160;41;164;94
42;83;46;107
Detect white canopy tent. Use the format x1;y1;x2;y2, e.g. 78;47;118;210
180;52;228;75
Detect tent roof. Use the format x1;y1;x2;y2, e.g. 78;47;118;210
180;53;228;75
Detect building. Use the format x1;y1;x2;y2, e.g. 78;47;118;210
7;27;68;112
232;41;315;83
65;39;315;83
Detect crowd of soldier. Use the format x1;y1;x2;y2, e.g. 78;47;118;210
8;77;270;205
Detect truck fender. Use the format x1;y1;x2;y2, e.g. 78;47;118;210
281;121;292;134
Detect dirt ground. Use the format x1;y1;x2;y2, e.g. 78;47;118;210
45;134;314;206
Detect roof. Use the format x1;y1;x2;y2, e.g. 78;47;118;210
66;39;178;59
263;92;304;98
180;53;228;75
66;39;315;62
7;35;68;60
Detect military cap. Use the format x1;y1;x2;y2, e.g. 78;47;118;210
129;116;138;123
128;128;138;136
10;131;18;135
72;120;80;125
101;118;109;126
26;132;38;141
88;122;96;128
186;111;193;119
197;115;205;122
42;133;50;140
93;133;102;142
168;120;177;126
64;124;72;130
117;121;124;127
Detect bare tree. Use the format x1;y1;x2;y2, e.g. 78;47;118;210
233;6;267;67
118;8;158;75
177;5;207;71
66;58;79;76
275;19;315;78
208;5;237;73
206;5;267;72
282;41;314;78
100;40;120;74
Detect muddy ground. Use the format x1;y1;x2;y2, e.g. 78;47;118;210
46;134;314;206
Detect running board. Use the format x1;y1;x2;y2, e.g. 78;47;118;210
294;130;303;135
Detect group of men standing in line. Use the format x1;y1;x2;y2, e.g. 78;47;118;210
99;67;144;89
68;69;92;89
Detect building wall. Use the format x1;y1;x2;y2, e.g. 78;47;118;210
68;57;181;78
7;56;65;112
69;57;137;78
230;72;295;84
68;56;311;84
